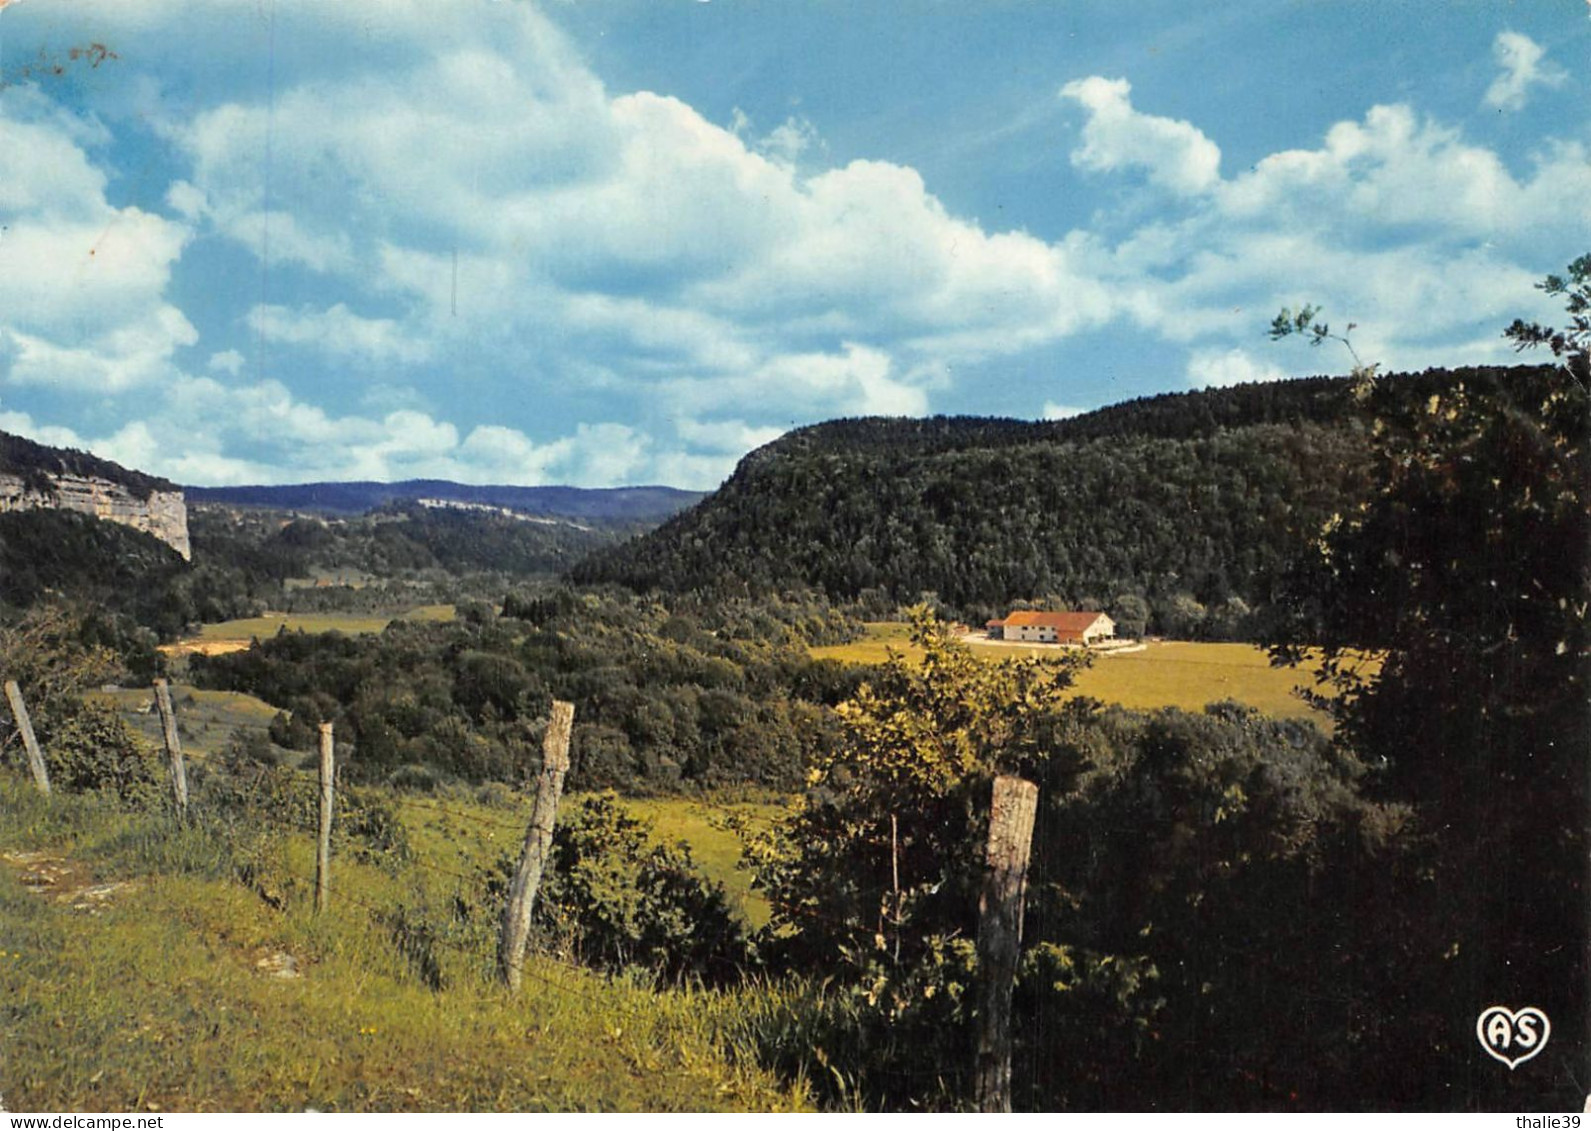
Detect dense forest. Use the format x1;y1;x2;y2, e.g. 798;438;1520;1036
574;366;1558;637
191;502;659;592
188;586;860;793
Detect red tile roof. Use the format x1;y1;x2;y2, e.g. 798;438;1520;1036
996;611;1109;631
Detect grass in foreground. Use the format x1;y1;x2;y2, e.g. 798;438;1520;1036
0;776;809;1113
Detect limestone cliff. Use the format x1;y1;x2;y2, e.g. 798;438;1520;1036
0;472;191;560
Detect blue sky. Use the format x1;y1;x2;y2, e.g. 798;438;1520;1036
0;0;1586;489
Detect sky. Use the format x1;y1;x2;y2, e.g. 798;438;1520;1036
0;0;1587;490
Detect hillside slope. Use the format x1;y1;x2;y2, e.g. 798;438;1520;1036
572;367;1551;628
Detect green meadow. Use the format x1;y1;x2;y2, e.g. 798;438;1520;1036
193;605;457;643
89;686;283;761
363;789;779;932
6;614;1369;1112
0;775;809;1113
812;622;1365;722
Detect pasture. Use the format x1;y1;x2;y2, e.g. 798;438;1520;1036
93;681;776;925
389;789;777;931
812;623;1359;722
192;604;457;644
91;685;283;761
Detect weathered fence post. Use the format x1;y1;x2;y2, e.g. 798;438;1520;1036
3;680;50;796
974;774;1039;1113
315;722;335;915
498;700;576;991
152;679;188;819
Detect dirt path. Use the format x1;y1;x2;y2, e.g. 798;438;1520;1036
0;849;303;979
955;632;1147;655
0;850;137;913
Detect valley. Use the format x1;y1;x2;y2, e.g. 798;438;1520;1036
1;345;1583;1112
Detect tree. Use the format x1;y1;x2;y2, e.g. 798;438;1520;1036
747;608;1088;1107
530;793;750;985
1268;258;1589;1108
1108;592;1150;638
0;604;158;800
753;610;1404;1110
1504;252;1590;387
755;607;1085;957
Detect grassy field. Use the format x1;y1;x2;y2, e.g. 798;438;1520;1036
1067;641;1332;719
812;623;1354;722
90;686;285;761
91;681;778;925
193;605;457;644
0;775;809;1112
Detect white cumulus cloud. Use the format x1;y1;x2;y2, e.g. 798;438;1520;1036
246;303;433;366
0;95;194;392
1060;76;1221;195
1186;348;1288;388
1041;403;1087;420
1484;31;1566;112
1;5;1586;489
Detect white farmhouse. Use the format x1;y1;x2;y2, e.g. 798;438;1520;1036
986;610;1116;645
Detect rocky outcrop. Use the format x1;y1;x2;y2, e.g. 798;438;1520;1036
0;472;191;560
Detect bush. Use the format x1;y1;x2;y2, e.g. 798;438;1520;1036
485;793;753;985
41;700;162;804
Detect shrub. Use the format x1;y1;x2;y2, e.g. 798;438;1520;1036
41;700;162;804
537;793;752;985
463;793;752;985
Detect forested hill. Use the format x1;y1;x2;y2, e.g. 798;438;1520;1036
572;366;1553;629
742;371;1359;463
186;480;705;522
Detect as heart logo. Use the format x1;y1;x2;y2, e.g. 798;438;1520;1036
1476;1006;1551;1070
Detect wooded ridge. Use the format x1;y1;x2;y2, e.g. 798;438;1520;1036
573;365;1558;635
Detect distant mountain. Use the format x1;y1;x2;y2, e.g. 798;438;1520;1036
185;480;707;523
572;366;1557;636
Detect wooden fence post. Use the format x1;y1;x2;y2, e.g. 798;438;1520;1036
315;722;335;915
498;700;576;991
3;680;50;796
152;679;188;819
974;774;1039;1113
